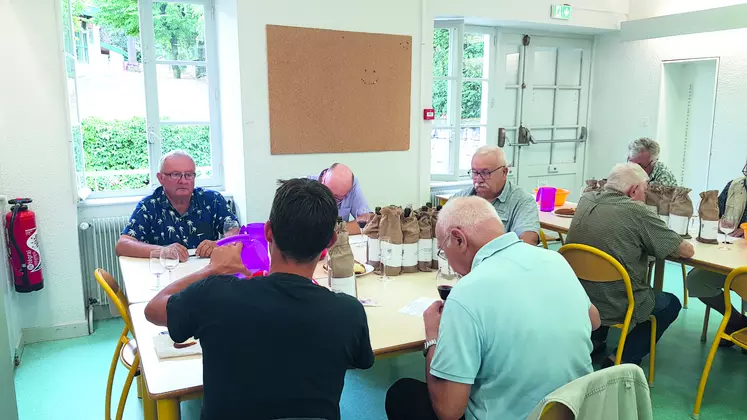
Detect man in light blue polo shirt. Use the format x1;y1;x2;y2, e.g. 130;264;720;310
452;145;539;245
385;196;599;420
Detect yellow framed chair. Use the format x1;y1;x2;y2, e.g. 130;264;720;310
539;402;574;420
94;269;141;420
692;266;747;419
559;244;656;386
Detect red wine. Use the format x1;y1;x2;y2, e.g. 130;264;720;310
437;285;452;300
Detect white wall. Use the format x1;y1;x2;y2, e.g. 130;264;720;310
233;0;428;221
629;0;747;20
588;29;747;191
0;0;87;342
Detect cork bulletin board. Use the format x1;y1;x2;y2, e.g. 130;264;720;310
266;25;413;155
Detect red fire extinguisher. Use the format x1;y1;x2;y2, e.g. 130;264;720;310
5;198;44;292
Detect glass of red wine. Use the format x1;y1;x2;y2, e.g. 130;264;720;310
436;252;459;300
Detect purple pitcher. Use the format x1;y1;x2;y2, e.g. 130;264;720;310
216;223;270;278
538;187;557;212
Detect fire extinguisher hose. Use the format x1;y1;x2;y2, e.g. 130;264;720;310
8;206;31;288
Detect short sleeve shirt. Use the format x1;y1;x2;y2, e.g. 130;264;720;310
452;181;539;237
121;187;238;249
430;233;593;420
718;179;747;224
307;172;371;221
167;273;374;419
565;190;683;325
648;161;678;187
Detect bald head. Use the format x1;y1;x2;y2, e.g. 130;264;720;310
437;197;505;275
321;163;354;201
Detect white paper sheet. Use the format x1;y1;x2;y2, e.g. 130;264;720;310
398;297;438;317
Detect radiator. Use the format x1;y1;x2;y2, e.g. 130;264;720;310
78;216;129;314
429;183;469;204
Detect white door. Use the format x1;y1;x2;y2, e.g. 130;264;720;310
496;34;592;200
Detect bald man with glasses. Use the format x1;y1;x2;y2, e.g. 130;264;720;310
452;145;540;245
115;150;238;261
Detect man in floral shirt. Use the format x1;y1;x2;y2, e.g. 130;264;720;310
627;137;678;186
115;150;238;261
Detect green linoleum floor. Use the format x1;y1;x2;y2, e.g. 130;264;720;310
13;261;747;419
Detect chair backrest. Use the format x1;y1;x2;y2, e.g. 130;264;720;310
94;268;134;332
725;267;747;306
539;229;549;249
540;402;575;420
559;244;635;326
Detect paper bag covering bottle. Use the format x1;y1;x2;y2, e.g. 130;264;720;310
379;206;404;276
697;190;720;244
653;186;676;224
667;187;693;236
417;206;433;272
583;179;599;193
361;207;382;270
645;184;663;216
430;205;441;270
327;217;356;297
401;207;420;273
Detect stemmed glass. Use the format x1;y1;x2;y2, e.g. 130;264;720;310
160;246;179;283
149;250;165;291
436;251;459;300
719;211;738;250
379;236;392;282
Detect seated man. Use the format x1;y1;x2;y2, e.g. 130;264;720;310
386;196;599;420
627;137;678;186
452;145;539;245
115;150;238;261
566;163;694;368
687;160;747;341
145;178;374;419
309;163;372;234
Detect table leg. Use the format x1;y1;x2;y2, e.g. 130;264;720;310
142;388;158;420
157;399;180;420
653;258;666;293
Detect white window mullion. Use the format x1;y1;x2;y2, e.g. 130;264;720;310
450;24;465;178
139;0;163;188
203;0;223;188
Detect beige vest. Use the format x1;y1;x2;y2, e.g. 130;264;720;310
725;176;747;222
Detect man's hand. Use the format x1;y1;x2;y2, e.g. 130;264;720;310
167;243;190;262
195;240;218;258
208;243;249;277
732;228;744;238
424;300;444;341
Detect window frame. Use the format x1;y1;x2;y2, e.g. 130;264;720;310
430;22;496;182
63;0;224;199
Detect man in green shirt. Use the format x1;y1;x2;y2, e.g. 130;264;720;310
566;163;694;368
627;137;678;186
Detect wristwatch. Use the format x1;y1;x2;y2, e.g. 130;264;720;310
423;339;438;357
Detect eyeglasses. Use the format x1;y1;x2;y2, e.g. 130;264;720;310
163;172;196;181
627;158;656;171
467;166;507;179
437;233;455;259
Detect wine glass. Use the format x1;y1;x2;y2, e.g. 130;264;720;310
379;236;392;282
149;250;165;291
160;246;180;283
719;209;738;250
223;219;240;238
436;251;459;300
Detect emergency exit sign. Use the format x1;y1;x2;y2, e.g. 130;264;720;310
551;4;573;20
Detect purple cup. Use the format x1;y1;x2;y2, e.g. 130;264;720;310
538;187;557;212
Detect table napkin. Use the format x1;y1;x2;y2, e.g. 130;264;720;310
153;333;202;359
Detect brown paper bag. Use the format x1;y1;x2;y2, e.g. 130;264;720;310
417;207;433;272
645;184;663;215
583;179;600;193
430;206;440;269
598;179;607;190
361;207;382;269
697;190;720;244
658;186;677;224
401;208;419;273
328;217;355;279
668;187;693;237
379;206;404;276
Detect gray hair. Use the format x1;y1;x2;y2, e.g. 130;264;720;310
474;145;508;167
437;196;504;238
604;163;649;194
159;150;195;172
628;137;660;160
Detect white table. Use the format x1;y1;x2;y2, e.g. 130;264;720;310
119;256;209;304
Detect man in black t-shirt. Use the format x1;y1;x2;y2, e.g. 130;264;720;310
145;178;375;420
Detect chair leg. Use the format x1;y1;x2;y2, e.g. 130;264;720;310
115;353;140;420
742;299;746;316
106;328;128;420
559;233;565;245
692;328;725;419
681;264;688;309
701;307;711;343
647;260;654;287
649;315;657;387
137;375;143;399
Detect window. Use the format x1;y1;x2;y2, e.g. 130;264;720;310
62;0;222;197
431;22;493;180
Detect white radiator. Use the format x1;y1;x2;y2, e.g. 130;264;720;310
78;216;129;314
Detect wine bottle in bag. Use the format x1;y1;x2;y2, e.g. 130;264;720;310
658;186;677;224
401;208;419;273
668;187;693;236
361;207;382;270
697;190;720;244
327;217;356;297
379;206;404;276
430;205;440;269
417;206;433;272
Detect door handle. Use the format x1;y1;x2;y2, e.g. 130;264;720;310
498;128;506;147
518;126;536;146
